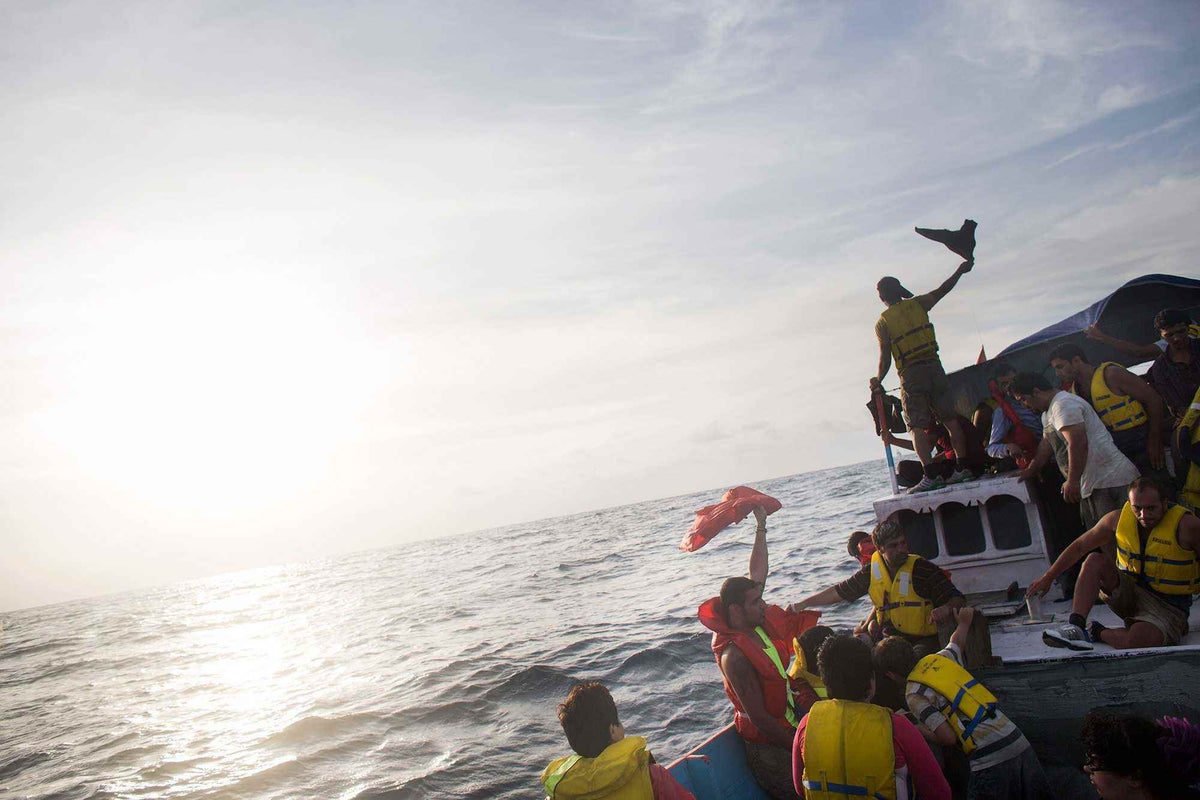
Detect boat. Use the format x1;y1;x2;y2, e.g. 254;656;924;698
667;274;1200;799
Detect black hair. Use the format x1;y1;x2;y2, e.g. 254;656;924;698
1082;711;1188;798
1009;371;1051;395
1129;476;1169;502
1153;307;1191;332
872;636;919;681
846;531;871;559
719;576;759;623
1047;342;1088;365
798;626;835;671
558;682;619;758
817;635;874;701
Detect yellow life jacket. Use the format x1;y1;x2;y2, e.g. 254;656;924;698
1115;502;1199;595
880;299;939;373
868;553;937;638
541;737;654;800
787;645;828;698
801;700;897;800
1181;391;1200;514
1088;362;1147;432
907;654;999;756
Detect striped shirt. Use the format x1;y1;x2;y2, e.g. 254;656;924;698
905;643;1029;772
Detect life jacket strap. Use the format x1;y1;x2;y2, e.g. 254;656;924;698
543;755;582;797
803;779;887;799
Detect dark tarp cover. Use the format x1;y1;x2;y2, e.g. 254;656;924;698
944;273;1200;419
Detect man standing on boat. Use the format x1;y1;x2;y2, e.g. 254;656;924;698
1011;372;1141;532
1047;343;1167;479
697;507;820;800
871;260;975;494
1027;476;1200;651
789;519;964;656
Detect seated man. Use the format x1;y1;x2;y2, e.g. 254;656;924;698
874;608;1051;800
1027;477;1200;651
541;682;695;799
984;360;1042;468
792;635;950;800
1048;342;1166;476
697;507;819;800
791;519;964;655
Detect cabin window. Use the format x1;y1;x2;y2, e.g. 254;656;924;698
895;509;938;559
986;495;1032;550
940;503;986;556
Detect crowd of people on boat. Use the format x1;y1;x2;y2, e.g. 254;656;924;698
540;267;1200;799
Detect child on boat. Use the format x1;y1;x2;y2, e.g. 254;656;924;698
541;682;695;800
873;606;1051;800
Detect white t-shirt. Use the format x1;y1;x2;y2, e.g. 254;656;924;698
1042;391;1140;498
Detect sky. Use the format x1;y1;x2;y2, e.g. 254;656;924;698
3;1;1200;611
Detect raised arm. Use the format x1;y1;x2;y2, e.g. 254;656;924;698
948;605;976;651
1027;510;1120;597
1107;366;1166;470
1084;324;1162;362
921;260;973;310
749;507;768;587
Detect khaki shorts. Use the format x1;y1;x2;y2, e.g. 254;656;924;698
899;360;955;431
1101;572;1189;646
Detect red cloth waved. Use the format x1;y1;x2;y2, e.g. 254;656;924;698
679;486;783;552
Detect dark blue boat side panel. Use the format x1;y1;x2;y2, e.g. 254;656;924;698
667;724;772;800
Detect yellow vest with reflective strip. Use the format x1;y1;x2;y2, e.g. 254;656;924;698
1181;390;1200;514
907;653;999;756
802;700;897;800
1115;502;1199;595
880;299;939;373
787;646;828;698
541;737;655;800
755;627;799;726
1088;361;1147;431
868;553;937;637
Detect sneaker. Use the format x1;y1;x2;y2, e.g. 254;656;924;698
907;475;945;494
1088;621;1107;645
946;468;974;485
1042;623;1093;651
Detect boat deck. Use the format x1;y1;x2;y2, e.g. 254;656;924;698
976;592;1200;664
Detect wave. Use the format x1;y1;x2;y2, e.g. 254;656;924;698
481;663;579;704
261;711;385;748
0;749;51;782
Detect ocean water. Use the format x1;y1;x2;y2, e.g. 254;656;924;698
1;460;890;800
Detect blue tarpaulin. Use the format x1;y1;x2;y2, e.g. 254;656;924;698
945;273;1200;418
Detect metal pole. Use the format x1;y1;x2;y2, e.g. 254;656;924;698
874;390;901;496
